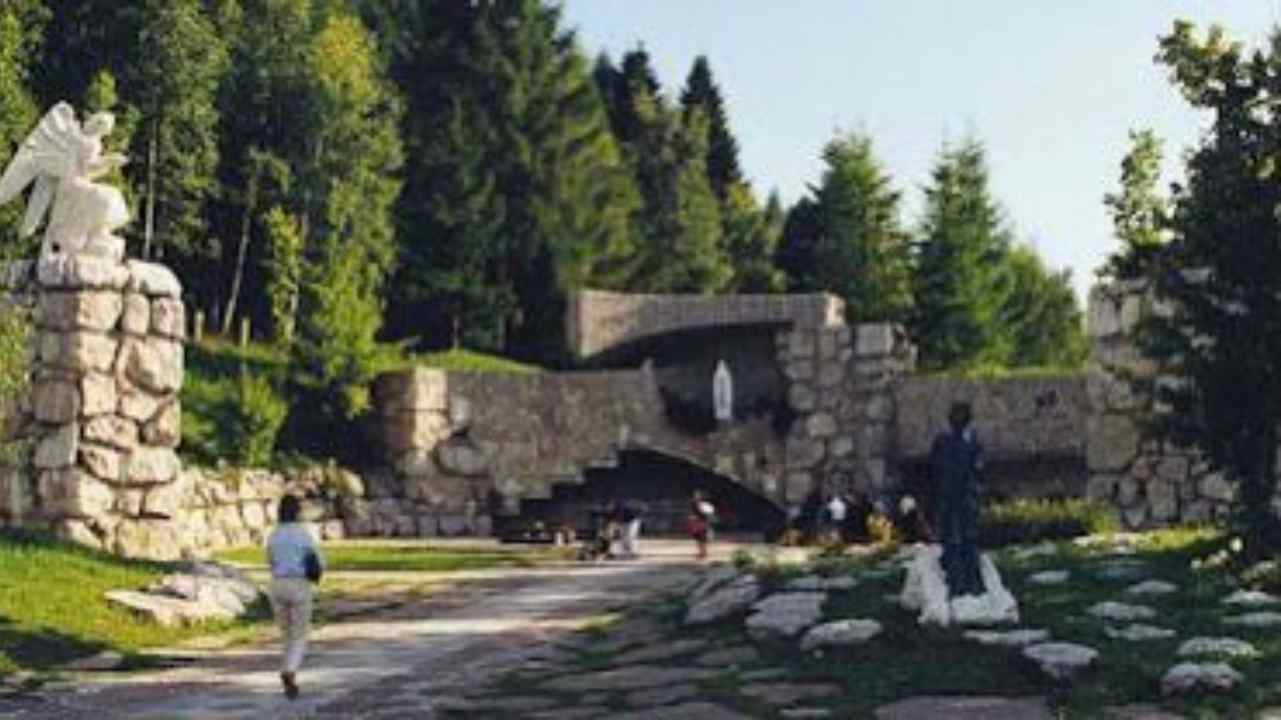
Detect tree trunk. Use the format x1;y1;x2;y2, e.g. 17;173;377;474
142;123;158;259
222;170;260;335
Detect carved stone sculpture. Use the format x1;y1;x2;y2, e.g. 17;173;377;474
0;102;130;261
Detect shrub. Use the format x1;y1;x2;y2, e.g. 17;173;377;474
979;498;1120;547
231;372;288;466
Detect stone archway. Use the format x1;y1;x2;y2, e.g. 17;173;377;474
519;448;786;539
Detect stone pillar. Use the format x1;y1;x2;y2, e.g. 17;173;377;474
1085;280;1233;528
3;255;186;559
848;323;915;496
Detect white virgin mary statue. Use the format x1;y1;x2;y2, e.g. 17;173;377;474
713;359;733;423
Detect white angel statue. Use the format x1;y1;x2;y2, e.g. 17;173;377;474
0;102;130;261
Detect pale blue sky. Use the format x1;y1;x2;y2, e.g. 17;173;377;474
560;1;1280;303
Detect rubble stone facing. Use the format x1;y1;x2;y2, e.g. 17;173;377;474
1086;280;1281;528
0;258;187;559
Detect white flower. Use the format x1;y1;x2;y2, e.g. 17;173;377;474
899;496;917;515
1230;537;1244;554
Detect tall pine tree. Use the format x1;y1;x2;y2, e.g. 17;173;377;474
679;56;743;203
287;10;403;459
911;139;1013;370
780;132;912;322
1002;245;1086;367
1101;128;1168;281
120;0;229;315
388;0;637;364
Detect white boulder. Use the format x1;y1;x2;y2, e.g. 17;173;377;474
746;591;826;639
1177;637;1259;659
1023;642;1098;681
899;544;1019;627
964;628;1050;647
1104;624;1177;641
1161;662;1242;696
799;619;882;651
685;575;761;625
1125;580;1179;596
1087;601;1156;622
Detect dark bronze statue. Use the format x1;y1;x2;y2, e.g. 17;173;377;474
929;401;985;597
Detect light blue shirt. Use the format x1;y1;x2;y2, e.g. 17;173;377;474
267;523;322;579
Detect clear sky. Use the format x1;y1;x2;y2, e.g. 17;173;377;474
559;1;1280;303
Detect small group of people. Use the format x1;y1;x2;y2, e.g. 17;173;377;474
584;499;644;560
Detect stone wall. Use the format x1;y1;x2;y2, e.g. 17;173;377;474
1085;280;1241;527
0;256;189;558
894;374;1089;499
568;289;845;358
776;323;916;504
170;465;355;554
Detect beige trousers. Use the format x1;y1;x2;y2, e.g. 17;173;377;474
269;578;313;673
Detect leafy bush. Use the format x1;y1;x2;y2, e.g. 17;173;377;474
979;498;1120;547
231;373;288;466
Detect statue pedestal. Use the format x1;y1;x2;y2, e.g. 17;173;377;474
1;255;188;559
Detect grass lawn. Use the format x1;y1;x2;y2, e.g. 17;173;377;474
0;532;263;676
215;541;572;573
700;529;1281;718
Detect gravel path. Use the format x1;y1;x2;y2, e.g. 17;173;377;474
0;543;705;719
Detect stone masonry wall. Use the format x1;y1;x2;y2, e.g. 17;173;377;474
776;322;916;504
0;256;189;559
1085;280;1242;528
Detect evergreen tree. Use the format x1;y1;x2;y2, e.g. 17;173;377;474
777;133;912;321
1101;128;1168;281
680;56;743;203
388;0;637;364
120;0;229;314
213;0;314;338
595;46;660;146
287;11;403;459
0;3;42;257
1002;245;1086;367
911;139;1013;370
723;186;785;292
1140;21;1281;551
626;96;729;293
777;195;821;289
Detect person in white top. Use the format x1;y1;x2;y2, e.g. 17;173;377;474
266;495;323;699
825;494;848;543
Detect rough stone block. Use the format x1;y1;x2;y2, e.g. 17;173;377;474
34;422;78;469
125;447;180;485
122;293;149;335
376;368;448;413
855;323;894;357
142;400;181;447
112;519;182;560
80;372;117;417
436;441;488;477
114;488;144;516
786;438;825;469
816;363;844;388
32;379;79;423
125;261;182;298
38;291;122;332
150;298;185;339
83;415;139;449
123;338;183;394
785;471;814;503
805;413;837;438
1086;414;1140;472
36;256;130;291
118;384;161;422
383;410;450;453
39;331;117;373
81;443;122;482
40;468;114;518
788;330;815;358
788;384;817;412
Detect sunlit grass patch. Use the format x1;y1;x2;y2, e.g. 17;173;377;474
0;531;263;675
216;541;571;573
